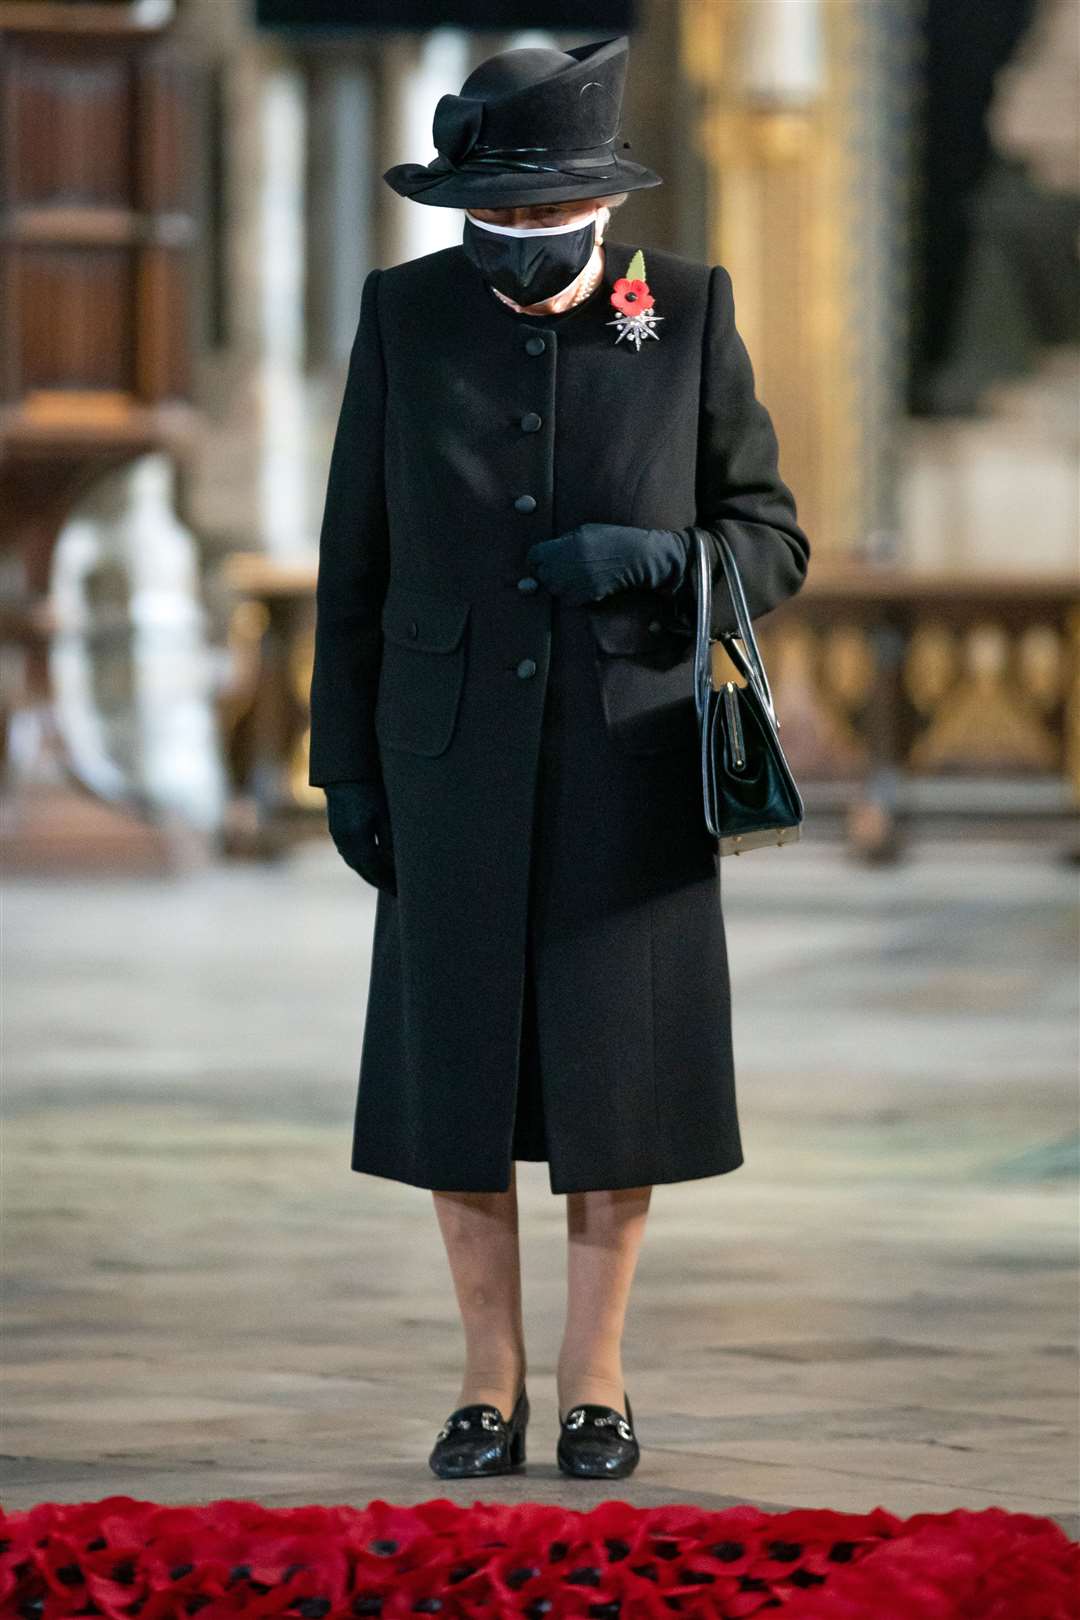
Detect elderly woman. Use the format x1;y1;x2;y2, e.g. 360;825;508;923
308;34;810;1480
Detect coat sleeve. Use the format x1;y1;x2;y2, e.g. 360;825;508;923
307;267;390;789
660;262;810;637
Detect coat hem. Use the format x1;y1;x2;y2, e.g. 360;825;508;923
547;1148;744;1195
349;1148;745;1195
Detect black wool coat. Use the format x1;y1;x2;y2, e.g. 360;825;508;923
308;236;810;1195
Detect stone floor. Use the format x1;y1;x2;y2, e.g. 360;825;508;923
3;834;1077;1529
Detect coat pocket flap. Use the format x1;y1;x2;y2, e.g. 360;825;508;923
586;595;694;657
382;584;471;653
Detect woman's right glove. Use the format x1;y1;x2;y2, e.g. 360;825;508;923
324;780;397;895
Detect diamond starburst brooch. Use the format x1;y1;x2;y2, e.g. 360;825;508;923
607;249;663;350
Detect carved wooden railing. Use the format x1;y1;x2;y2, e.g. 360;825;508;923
750;566;1079;856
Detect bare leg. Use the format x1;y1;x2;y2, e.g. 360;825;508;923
557;1185;653;1420
431;1164;528;1423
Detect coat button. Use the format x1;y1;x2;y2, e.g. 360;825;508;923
408;619;419;638
514;493;537;513
517;576;539;593
520;411;542;433
516;657;537;678
524;335;546;356
647;619;662;634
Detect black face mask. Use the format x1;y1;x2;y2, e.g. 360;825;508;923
462;211;599;305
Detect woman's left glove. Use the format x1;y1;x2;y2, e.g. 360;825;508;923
525;522;688;606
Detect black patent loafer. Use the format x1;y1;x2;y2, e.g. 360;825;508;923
557;1391;640;1478
428;1383;528;1477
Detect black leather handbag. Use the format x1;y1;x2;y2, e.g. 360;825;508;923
691;526;805;855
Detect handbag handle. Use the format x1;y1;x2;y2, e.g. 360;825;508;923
692;525;777;726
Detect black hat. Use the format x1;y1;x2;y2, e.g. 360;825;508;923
382;35;662;210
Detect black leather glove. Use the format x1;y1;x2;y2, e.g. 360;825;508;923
324;780;396;895
525;522;689;607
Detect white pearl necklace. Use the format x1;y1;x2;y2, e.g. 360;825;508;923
569;247;605;307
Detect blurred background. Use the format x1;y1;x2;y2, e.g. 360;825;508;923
2;0;1078;1520
1;0;1078;863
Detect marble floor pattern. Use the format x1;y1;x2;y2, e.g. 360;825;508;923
2;834;1077;1530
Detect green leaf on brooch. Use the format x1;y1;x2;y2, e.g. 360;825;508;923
626;248;646;284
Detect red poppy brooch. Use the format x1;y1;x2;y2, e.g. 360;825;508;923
607;249;664;350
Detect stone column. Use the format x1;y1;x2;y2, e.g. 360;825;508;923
379;28;470;270
680;0;916;562
49;454;228;836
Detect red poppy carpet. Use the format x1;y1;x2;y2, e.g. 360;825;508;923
1;1496;1076;1620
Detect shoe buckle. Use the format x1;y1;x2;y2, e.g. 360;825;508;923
436;1413;474;1441
437;1406;504;1442
593;1412;634;1441
565;1407;633;1441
